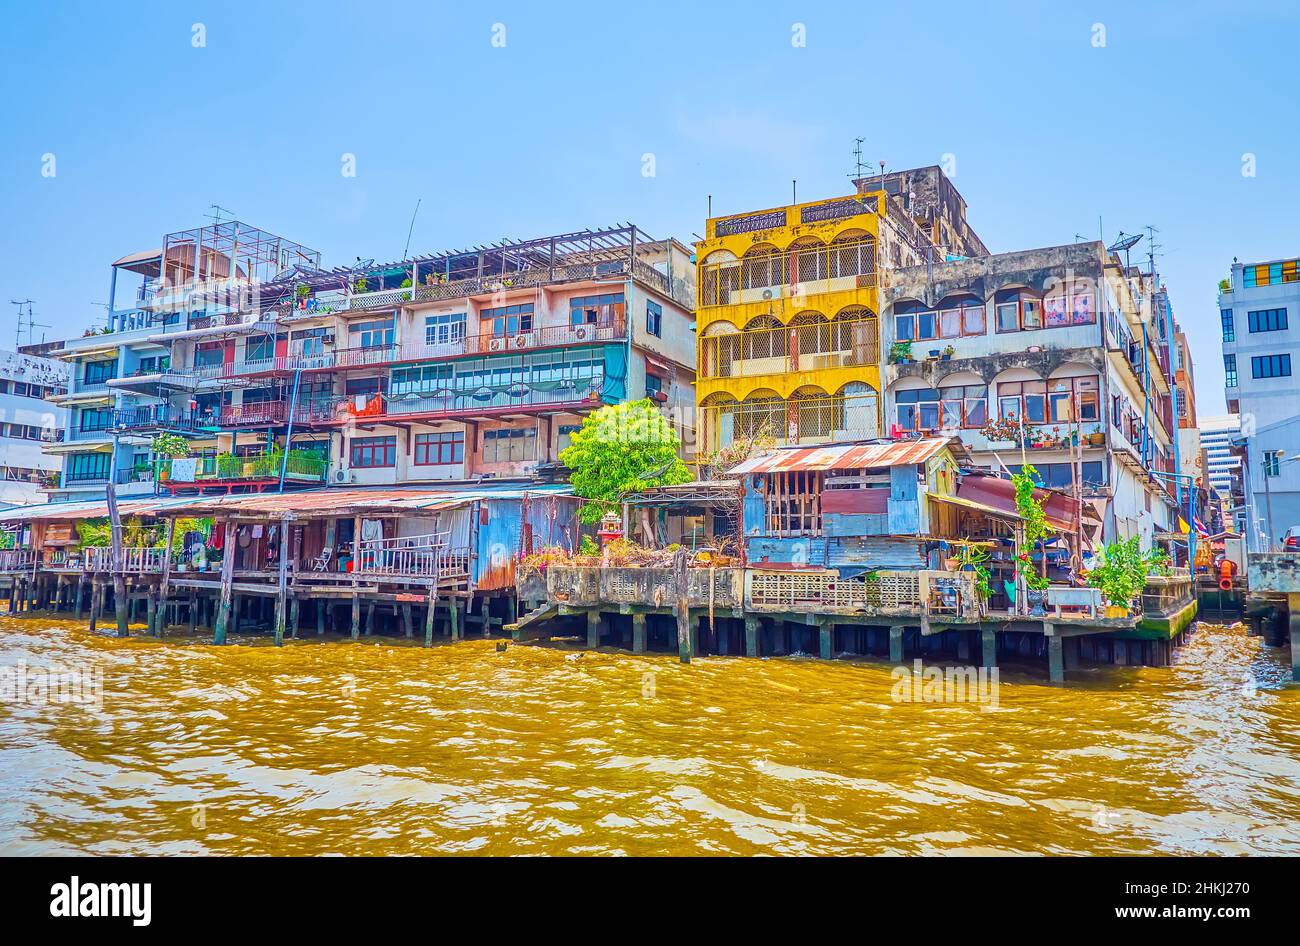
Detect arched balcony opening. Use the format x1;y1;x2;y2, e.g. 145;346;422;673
698;250;739;308
741;244;785;291
829;230;877;284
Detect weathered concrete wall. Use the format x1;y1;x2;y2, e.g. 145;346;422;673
1247;553;1300;593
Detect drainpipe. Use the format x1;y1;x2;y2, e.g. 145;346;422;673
278;366;303;492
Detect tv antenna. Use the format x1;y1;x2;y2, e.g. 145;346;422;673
850;138;866;181
10;299;49;349
1144;224;1163;279
205;204;235;226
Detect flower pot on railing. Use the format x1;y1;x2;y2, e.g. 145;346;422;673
1026;588;1048;617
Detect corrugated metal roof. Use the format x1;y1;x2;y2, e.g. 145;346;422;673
727;438;955;475
928;492;1023;521
957;474;1102;533
154;483;575;519
0;496;197;523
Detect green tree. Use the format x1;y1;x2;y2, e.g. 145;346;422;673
559;399;691;524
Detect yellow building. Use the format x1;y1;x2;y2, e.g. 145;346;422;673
695;192;889;459
694;167;988;460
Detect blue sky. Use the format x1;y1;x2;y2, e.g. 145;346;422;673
3;0;1297;415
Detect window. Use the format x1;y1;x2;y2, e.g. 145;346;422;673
292;327;329;358
895;388;940;432
1044;285;1096;327
67;452;111;482
1243;259;1300;288
1251;354;1291;379
483;303;534;337
897;299;984;342
1221;309;1235;342
994;291;1043;333
557;423;582;454
1008;461;1107;489
345;376;385;396
349;435;396;468
1247;308;1288;333
1224;354;1238;387
482;427;537;463
136;355;170;375
646;299;662;337
938;384;988;428
79;407;112;432
414;431;465;465
245;334;275;363
350;318;394;349
765;471;823;536
424;312;466;346
646;372;666;400
83;359;116;384
1264;450;1283;478
195;343;225;368
569;293;624;327
997;380;1047;424
1045;376;1100;423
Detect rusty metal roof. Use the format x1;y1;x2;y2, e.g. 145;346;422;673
957;474;1102;533
153;483;575;519
0;496;197;523
727;438;956;475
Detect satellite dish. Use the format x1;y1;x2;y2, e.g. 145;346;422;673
1108;232;1143;254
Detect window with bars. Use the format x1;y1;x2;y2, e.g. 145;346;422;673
764;470;822;536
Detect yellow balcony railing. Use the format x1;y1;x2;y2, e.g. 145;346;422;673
697;391;880;456
698;238;877;308
699;314;878;379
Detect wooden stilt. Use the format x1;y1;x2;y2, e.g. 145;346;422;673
213;520;236;645
274;515;291;647
401;603;413;639
289;595;300;639
672;548;690;665
317;600;325;636
364;600;375;636
188;595;198;635
74;574;85;622
450;599;460;640
351;592;361;640
424;586;437;647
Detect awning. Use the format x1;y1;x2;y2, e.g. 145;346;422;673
728;437;956;475
56;343;120;361
928;492;1023;521
112;248;163;275
957;473;1102;533
644;355;674;377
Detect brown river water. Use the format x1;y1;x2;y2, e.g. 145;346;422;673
0;616;1297;855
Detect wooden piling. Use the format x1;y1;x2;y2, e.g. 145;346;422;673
212;520;236;645
401;603;413;639
274;516;291;647
424;585;437;647
289;596;300;639
672;548;690;665
105;483;129;638
154;517;175;637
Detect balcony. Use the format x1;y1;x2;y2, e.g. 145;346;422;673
698;390;881;457
112;406;211;434
698;238;877;309
398;320;626;364
158;450;327;489
220;401;292;427
698;313;877;385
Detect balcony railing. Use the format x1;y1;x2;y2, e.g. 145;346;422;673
63;469;111;485
398;320;625;363
383;380;605;419
355;531;470;582
112;406;210;433
220;401;291;427
698;391;880;455
159;451;327;485
83;546;167;574
66;427;115;442
698;238;877;308
699;315;877;379
0;549;37;572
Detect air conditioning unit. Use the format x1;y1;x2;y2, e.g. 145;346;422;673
572;325;589;341
333;468;356;484
488;337;508;352
513;332;535;349
761;288;774;300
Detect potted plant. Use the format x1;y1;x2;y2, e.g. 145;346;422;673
941;344;955;361
399;277;413;301
1086;536;1149;618
1218;278;1230;293
980;416;1024;446
889;340;914;365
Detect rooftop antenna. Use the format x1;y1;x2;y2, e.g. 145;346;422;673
205;204;235;226
1074;233;1088;243
1144;224;1162;281
850;138;866;182
9;299;48;349
403;198;422;259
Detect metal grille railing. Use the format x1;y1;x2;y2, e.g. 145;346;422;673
699;314;877;379
698;238;877;308
697;391;880;453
